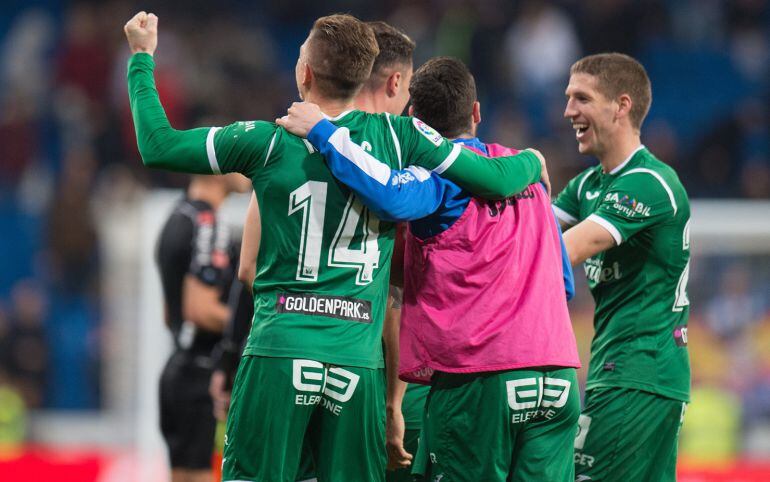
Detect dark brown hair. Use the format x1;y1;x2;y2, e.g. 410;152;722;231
364;21;415;90
570;53;652;130
409;57;476;138
307;14;379;100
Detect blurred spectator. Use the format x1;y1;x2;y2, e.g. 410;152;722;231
0;307;11;373
705;263;765;339
741;160;770;199
46;148;99;296
574;0;645;55
726;0;770;83
504;0;579;132
6;281;48;409
0;93;37;185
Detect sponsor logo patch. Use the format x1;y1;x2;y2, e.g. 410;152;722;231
486;186;537;216
276;292;372;323
506;376;572;423
412;118;443;147
292;360;360;416
583;258;623;284
603;192;651;217
392;171;416;186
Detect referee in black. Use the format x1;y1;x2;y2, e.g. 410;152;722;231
155;172;250;482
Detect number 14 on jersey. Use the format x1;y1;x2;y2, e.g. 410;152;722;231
289;181;381;285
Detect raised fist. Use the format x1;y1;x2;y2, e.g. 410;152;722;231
124;11;158;56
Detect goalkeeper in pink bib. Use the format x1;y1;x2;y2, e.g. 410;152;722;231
278;57;581;482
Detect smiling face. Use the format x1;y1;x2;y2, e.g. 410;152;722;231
564;72;620;158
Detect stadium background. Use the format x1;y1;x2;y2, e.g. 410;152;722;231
0;0;768;480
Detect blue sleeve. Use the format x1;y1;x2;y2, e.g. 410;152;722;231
554;207;575;301
307;119;452;222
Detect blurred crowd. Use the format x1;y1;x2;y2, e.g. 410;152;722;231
0;0;768;457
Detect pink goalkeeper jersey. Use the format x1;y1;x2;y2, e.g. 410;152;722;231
400;143;580;384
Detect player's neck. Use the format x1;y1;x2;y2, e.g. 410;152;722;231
304;92;357;118
353;89;384;114
599;133;642;174
452;132;475;141
188;179;227;209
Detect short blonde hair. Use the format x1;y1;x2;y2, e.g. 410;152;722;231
571;53;652;130
307;14;379;100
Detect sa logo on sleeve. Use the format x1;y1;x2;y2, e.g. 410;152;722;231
413;118;444;147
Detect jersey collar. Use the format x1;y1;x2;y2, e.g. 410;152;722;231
323;110;355;121
608;144;646;175
452;137;488;156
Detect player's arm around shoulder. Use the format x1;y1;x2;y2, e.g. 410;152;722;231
277;104;450;222
389;115;548;199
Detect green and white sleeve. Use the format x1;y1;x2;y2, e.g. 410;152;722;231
590;172;678;245
392;116;541;199
553;170;592;226
127;53;212;173
128;53;274;176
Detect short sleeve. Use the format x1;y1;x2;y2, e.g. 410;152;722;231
588;171;678;245
190;211;233;286
210;120;278;178
553;170;591;226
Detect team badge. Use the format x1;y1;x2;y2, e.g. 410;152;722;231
413;118;444;147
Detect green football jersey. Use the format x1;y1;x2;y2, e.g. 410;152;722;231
212;111;470;368
553;146;691;401
127;53;541;368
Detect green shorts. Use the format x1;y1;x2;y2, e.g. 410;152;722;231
419;367;579;482
222;356;386;482
574;387;686;482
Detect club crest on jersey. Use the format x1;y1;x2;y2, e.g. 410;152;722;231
413;118;443;147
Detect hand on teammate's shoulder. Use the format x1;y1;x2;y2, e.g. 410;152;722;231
276;101;325;138
525;148;551;196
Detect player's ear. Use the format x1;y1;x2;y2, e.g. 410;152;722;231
302;63;313;90
387;71;401;98
472;101;481;125
616;93;632;122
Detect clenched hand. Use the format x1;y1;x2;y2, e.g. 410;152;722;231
124;11;158;56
